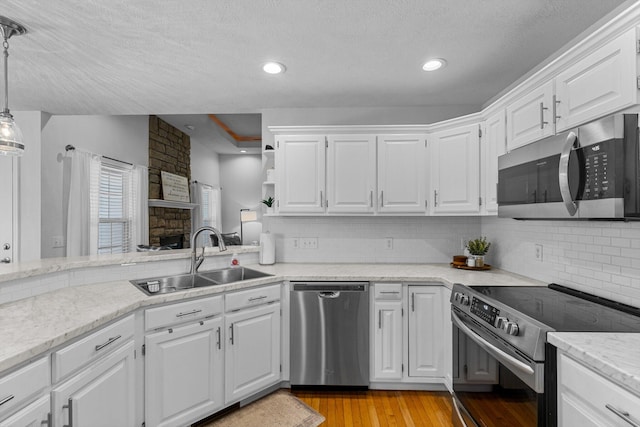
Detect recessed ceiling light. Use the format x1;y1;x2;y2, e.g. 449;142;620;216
240;150;247;153
422;58;447;72
262;62;286;74
184;124;195;131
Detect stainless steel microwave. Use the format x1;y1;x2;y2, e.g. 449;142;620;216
498;114;640;219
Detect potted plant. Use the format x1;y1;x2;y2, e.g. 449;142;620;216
465;237;491;267
261;196;275;214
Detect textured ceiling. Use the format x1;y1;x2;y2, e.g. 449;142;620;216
1;0;628;117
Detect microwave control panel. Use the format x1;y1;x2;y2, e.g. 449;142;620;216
582;140;614;200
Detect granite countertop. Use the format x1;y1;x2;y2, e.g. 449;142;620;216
549;332;640;396
0;262;542;374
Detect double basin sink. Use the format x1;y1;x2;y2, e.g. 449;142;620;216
131;267;273;295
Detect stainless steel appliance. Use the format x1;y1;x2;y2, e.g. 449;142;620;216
290;281;369;387
450;283;640;427
498;114;640;219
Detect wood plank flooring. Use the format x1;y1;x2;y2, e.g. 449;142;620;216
291;389;454;427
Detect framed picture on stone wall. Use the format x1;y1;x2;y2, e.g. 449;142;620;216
161;171;190;202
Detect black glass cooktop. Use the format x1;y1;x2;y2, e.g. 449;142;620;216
470;284;640;332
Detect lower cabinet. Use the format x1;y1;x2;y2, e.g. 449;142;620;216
225;302;281;404
51;340;136;427
145;317;224;427
372;295;403;380
0;395;50;427
408;286;444;378
453;331;498;384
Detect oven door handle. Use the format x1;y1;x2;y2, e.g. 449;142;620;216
452;311;534;376
559;131;579;216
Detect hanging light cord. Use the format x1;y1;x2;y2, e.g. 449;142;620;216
2;31;9;115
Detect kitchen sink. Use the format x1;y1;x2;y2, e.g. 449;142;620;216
131;267;273;295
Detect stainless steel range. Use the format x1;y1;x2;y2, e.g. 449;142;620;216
450;283;640;427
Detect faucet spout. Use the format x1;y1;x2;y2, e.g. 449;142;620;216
190;226;227;274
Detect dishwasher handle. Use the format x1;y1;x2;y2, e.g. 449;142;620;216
318;291;340;298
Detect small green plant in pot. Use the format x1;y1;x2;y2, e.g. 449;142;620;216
465;237;491;267
261;197;275;213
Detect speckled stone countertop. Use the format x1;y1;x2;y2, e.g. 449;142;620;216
0;262;542;374
549;332;640;396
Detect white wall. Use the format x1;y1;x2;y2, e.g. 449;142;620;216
41;115;149;258
190;137;221;189
219;154;263;244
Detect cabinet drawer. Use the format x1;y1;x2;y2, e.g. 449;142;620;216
374;283;402;300
0;357;49;418
145;295;223;331
559;353;640;425
53;314;134;382
226;284;281;312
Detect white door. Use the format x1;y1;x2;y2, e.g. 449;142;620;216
0;395;50;427
145;317;224;427
52;341;135;427
0;156;15;264
430;124;481;214
482;112;506;215
408;286;443;378
225;303;281;404
555;28;638;131
326;134;376;214
373;300;403;380
377;135;427;213
276;135;326;213
506;80;555;151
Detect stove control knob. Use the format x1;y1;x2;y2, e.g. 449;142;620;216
460;295;470;306
495;316;507;329
453;292;462;302
504;321;519;336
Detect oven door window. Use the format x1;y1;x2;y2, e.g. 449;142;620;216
453;328;543;427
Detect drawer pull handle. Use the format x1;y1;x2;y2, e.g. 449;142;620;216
94;335;121;352
229;325;234;345
176;309;202;317
63;398;73;427
606;404;640;427
249;296;267;302
380;291;400;294
0;394;14;407
216;326;221;350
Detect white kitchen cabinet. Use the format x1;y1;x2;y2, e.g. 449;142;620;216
377;135;427;213
430;124;481;214
481;111;506;215
555;27;639;132
452;328;498;385
52;340;135;427
225;301;281;405
506;80;555;151
408;286;444;378
558;351;640;427
0;156;15;265
371;284;403;381
0;357;49;421
276;135;326;213
326;134;377;214
0;395;50;427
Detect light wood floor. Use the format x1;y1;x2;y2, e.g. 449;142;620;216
291;389;454;427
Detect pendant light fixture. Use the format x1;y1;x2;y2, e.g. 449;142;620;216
0;16;27;157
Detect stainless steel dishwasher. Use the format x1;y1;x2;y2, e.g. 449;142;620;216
290;281;369;387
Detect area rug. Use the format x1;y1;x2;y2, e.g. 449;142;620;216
202;390;325;427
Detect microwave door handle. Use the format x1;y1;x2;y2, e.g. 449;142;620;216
559;131;579;216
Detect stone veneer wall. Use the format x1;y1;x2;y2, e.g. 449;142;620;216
148;116;192;248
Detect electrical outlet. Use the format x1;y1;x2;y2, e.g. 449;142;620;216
461;238;466;251
535;244;543;261
292;238;299;248
299;238;318;249
385;238;393;249
50;235;65;248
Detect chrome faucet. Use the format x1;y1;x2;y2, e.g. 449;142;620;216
190;226;227;274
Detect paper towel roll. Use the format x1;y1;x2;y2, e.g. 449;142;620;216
259;232;275;265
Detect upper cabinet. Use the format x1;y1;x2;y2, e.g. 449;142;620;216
430;123;481;215
555;27;638;132
482;111;506;215
377;135;427;214
506;80;555;151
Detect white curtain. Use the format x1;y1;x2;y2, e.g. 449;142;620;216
191;182;221;247
131;165;149;249
66;150;101;257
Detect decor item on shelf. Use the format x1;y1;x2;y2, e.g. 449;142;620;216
465;237;491;267
262;196;275;214
239;209;257;245
160;171;190;202
0;16;27;156
265;145;274;150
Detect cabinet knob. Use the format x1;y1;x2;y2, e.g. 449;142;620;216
1;257;10;264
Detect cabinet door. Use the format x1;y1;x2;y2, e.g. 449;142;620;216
225;303;281;404
556;28;638;131
464;337;498;383
430;124;480;214
372;300;403;380
408;287;443;378
326;134;376;214
377;135;427;213
482;112;506;215
0;395;50;427
276;135;326;213
0;156;15;265
145;318;223;427
506;81;554;150
52;341;135;427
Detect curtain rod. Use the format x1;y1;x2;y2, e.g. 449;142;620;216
65;144;134;166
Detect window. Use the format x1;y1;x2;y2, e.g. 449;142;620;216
98;162;133;254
